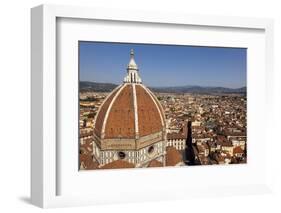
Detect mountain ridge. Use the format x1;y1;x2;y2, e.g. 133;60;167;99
80;81;246;94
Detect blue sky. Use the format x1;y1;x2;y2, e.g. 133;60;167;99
79;41;246;88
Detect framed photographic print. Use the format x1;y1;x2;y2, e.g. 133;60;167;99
79;42;247;170
31;4;274;208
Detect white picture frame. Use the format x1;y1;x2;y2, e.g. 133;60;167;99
31;4;274;208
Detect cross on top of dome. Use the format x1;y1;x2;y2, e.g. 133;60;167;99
124;49;142;84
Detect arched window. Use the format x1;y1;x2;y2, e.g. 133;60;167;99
133;73;136;82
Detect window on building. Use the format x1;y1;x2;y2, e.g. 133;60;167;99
118;151;126;159
148;145;155;154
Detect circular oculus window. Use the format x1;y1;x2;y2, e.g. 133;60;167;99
148;146;155;154
118;151;126;159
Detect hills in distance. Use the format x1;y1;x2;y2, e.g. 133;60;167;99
80;81;117;92
80;81;246;94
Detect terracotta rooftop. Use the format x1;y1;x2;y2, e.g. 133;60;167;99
148;159;163;168
100;160;135;169
94;83;165;139
233;146;244;154
166;146;183;166
94;87;119;138
167;123;188;140
105;84;136;138
80;154;99;170
136;85;163;137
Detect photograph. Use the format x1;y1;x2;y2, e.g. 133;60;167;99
79;41;247;170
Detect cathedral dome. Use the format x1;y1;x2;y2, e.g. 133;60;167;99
94;83;165;140
93;50;166;152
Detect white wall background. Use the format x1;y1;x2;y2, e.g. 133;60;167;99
0;0;280;212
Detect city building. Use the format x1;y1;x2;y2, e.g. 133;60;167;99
92;49;167;168
167;123;188;150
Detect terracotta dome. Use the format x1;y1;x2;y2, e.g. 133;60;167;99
92;49;166;167
94;83;165;140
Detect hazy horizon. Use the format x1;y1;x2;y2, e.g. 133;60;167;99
79;42;247;88
80;80;246;89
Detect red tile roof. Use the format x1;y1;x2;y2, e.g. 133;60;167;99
233;146;244;154
100;160;135;169
80;154;99;170
136;85;163;137
166;146;183;166
148;159;163;167
94;84;165;140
